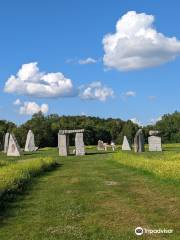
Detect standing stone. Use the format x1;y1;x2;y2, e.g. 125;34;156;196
111;141;115;151
0;141;2;151
7;133;21;156
25;130;38;152
104;143;108;151
134;129;144;152
97;140;104;150
122;136;131;151
149;130;159;136
58;134;69;156
75;132;85;155
148;136;162;151
3;132;10;153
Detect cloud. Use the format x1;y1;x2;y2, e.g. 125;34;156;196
66;57;98;65
13;99;21;105
103;11;180;71
65;58;78;64
65;58;75;64
121;90;136;100
19;101;49;115
149;116;162;125
4;62;74;98
130;117;143;126
81;112;87;116
125;91;136;97
78;57;97;64
148;95;157;101
79;81;114;101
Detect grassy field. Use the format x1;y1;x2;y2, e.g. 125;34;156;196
0;145;179;239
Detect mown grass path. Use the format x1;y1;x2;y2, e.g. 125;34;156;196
0;149;179;240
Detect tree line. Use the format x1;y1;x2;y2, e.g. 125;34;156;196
0;111;180;148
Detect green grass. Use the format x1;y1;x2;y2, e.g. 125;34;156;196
0;155;57;203
114;149;180;182
0;145;179;239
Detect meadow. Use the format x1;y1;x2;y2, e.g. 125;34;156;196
0;156;57;201
0;144;179;239
114;144;180;182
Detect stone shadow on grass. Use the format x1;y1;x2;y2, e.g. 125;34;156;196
86;151;113;155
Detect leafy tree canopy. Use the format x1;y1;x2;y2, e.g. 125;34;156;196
0;111;179;147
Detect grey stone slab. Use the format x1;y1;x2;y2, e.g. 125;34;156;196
148;136;162;151
58;134;69;156
97;140;104;150
122;136;131;151
104;143;108;151
59;129;84;134
3;132;10;153
149;130;159;136
134;129;144;152
111;141;115;151
7;133;21;156
75;132;85;155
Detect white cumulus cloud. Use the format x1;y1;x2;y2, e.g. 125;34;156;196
19;101;49;115
78;57;97;64
13;99;21;105
79;81;114;101
121;90;136;100
130;117;143;126
4;62;74;98
103;11;180;71
149;116;162;125
125;91;136;97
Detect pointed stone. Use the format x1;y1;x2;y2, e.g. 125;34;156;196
7;134;21;156
122;136;131;151
3;132;10;153
25;130;38;152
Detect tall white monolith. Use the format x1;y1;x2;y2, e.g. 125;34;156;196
4;132;10;153
25;130;38;152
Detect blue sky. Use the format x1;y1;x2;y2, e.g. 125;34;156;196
0;0;180;125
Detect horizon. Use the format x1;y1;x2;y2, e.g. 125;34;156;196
1;110;178;128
